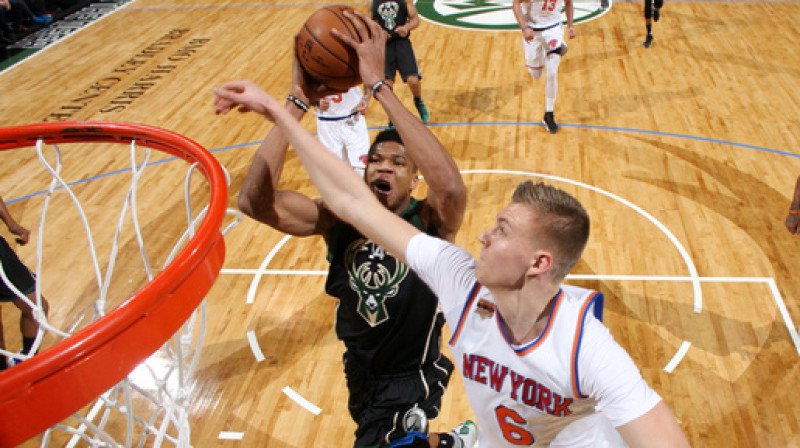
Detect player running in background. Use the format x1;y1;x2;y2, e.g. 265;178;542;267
512;0;576;134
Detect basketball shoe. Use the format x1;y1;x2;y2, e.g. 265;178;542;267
543;111;559;133
403;407;429;434
642;34;653;48
653;7;661;21
414;98;430;123
450;420;478;448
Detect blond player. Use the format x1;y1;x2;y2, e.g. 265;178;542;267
512;0;576;133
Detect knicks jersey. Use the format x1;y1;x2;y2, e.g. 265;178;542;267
317;86;363;119
406;234;662;447
522;0;564;30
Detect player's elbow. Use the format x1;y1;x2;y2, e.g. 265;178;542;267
237;189;278;226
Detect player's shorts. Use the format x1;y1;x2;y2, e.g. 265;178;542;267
522;22;565;68
385;37;421;82
344;353;454;448
0;236;36;302
317;113;370;173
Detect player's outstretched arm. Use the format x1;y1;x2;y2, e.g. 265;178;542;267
232;59;338;237
616;401;692;448
335;10;467;242
214;80;421;262
786;175;800;234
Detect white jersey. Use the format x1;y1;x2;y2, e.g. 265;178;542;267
317;86;364;119
406;234;662;447
315;86;369;174
521;0;564;30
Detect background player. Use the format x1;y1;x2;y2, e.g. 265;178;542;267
225;25;476;448
371;0;429;124
642;0;663;48
212;9;692;447
512;0;576;134
0;195;49;371
315;85;370;176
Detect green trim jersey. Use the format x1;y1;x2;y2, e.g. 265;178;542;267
325;198;445;375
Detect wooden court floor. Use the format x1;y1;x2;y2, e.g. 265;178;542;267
1;0;800;446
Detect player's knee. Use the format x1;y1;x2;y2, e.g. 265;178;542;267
527;65;543;79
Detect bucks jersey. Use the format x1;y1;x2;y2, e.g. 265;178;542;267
325;198;445;375
372;0;410;40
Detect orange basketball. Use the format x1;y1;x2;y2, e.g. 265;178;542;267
295;6;363;91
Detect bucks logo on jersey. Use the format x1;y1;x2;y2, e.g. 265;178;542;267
345;238;410;327
377;1;401;31
416;0;609;31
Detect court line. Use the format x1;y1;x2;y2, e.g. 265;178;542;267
281;386;322;415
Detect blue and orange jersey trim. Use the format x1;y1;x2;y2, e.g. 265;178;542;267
570;291;605;398
513;289;564;355
449;281;482;346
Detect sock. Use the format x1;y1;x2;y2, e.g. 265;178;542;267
22;336;36;355
646;24;652;36
414;97;423;105
436;433;461;448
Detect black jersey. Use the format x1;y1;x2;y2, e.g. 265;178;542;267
325;198;445;375
372;0;410;40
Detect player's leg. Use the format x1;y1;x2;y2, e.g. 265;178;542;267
0;235;42;360
653;0;663;21
317;120;348;162
396;39;428;122
343;117;370;177
12;291;47;356
542;28;565;133
643;0;654;47
523;35;545;81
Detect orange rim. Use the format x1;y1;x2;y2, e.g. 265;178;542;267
0;121;228;447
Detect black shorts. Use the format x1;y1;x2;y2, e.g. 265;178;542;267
344;354;454;448
0;236;35;302
385;37;421;83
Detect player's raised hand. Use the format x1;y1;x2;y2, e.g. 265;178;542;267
332;9;388;88
213;80;278;118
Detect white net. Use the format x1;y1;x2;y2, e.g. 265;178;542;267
0;133;240;447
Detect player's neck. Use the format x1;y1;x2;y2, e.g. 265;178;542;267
493;282;559;345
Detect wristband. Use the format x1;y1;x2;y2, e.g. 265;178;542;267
790;210;800;215
370;81;391;99
287;94;309;112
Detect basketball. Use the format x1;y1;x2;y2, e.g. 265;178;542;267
295;6;363;91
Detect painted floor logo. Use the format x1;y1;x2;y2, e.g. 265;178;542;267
416;0;610;31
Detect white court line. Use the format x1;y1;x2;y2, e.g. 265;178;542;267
218;431;244;440
664;341;692;373
246;234;293;304
246;330;266;362
282;386;322;415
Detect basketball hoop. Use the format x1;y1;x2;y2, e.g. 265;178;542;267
0;122;236;447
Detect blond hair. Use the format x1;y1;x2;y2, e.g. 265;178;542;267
511;181;590;280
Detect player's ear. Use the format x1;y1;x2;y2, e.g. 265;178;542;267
527;251;553;276
410;174;419;191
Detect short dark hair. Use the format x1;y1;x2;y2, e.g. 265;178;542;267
367;128;417;172
369;129;403;152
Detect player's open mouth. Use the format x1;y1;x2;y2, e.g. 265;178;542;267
372;180;392;197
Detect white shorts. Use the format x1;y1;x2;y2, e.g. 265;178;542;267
522;23;565;69
316;114;370;172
